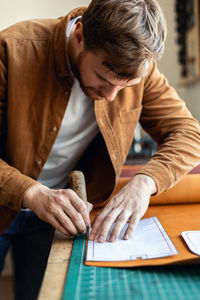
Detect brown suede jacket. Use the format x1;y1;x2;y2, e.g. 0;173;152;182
0;7;200;233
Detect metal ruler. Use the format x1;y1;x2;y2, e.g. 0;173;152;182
62;234;200;300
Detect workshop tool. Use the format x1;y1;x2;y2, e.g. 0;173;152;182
68;170;89;236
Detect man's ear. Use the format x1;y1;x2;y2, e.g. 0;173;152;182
73;22;85;51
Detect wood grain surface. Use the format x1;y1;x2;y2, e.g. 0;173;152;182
38;231;74;300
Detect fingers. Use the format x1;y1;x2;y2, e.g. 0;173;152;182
90;207;132;243
66;189;91;226
47;214;73;237
51;189;90;233
90;213;139;243
61;201;87;234
87;202;93;214
123;215;140;240
109;212;132;242
89;207;113;242
54;208;84;235
64;198;93;232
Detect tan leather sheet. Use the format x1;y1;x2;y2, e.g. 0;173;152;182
95;174;200;208
86;174;200;267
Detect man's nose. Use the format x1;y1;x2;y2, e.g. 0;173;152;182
101;85;119;102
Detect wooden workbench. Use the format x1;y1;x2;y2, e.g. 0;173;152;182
38;231;74;300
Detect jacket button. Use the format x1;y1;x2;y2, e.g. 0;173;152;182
36;160;42;166
112;154;117;160
99;119;104;125
64;90;69;96
51;126;57;132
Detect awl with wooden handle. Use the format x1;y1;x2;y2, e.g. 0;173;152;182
68;170;89;237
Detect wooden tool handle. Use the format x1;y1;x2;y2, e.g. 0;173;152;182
68;170;87;204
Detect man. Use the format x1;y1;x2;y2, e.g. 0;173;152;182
0;0;200;299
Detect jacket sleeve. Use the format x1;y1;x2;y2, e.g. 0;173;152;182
0;38;38;212
137;62;200;194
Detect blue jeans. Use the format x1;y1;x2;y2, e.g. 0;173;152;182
0;210;54;300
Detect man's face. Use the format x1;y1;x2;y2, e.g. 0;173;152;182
72;49;142;102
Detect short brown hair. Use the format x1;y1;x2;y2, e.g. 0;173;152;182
82;0;167;78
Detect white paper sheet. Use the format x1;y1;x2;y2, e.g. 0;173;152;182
181;231;200;256
86;216;178;261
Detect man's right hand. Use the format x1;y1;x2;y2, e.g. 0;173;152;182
22;184;93;236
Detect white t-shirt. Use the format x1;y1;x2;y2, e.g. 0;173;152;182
37;17;99;189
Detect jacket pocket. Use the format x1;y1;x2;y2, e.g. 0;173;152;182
119;106;143;157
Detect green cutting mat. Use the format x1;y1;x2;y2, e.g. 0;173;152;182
62;234;200;300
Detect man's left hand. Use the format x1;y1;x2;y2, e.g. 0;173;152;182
89;174;157;243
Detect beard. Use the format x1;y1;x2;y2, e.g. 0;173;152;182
69;50;103;100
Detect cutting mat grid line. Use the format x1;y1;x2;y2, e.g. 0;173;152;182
62;235;200;300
